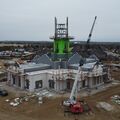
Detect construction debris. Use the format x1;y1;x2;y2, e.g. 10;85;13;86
38;97;43;104
5;99;10;102
8;96;29;107
111;95;120;105
35;89;55;98
96;102;114;111
5;89;55;107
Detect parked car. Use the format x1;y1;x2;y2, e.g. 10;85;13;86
0;89;8;96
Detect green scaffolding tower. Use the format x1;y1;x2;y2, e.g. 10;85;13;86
50;17;74;60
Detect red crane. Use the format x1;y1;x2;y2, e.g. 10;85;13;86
63;62;91;114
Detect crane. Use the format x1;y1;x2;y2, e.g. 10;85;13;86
63;61;91;114
86;16;97;49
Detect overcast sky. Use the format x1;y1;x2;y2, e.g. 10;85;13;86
0;0;120;42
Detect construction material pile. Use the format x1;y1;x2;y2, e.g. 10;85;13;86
111;95;120;105
96;102;114;111
5;89;55;107
5;96;29;107
35;89;54;98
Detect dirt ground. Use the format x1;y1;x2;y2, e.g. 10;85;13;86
0;60;120;120
111;70;120;81
0;84;120;120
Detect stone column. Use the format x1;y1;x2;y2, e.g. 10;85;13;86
10;74;13;85
15;75;18;87
7;72;12;85
20;75;25;89
88;77;93;88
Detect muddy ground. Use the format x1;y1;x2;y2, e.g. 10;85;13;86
0;84;120;120
0;60;120;120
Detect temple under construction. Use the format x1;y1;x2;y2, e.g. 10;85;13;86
7;18;110;92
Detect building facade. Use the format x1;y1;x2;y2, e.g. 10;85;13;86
7;59;110;92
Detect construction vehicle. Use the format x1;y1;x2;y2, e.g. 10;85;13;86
63;61;91;114
86;16;97;50
0;89;8;96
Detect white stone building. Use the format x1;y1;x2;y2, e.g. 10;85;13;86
7;56;110;92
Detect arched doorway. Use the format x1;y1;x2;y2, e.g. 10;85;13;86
66;79;74;90
48;79;55;89
25;79;29;89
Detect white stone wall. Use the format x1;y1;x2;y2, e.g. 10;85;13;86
27;73;48;92
7;71;11;84
7;67;107;92
55;81;66;91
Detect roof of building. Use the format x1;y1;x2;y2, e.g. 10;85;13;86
19;63;51;72
32;54;52;65
69;61;103;71
88;54;99;61
26;69;78;76
82;62;97;69
68;53;83;65
85;58;96;63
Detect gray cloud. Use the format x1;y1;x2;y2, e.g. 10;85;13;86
0;0;120;42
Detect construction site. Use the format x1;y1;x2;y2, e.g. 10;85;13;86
0;17;120;120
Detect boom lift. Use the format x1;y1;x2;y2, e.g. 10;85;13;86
63;61;91;114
